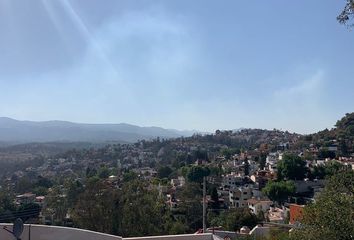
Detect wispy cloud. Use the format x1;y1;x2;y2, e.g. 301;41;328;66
268;69;329;133
0;6;204;126
273;69;324;97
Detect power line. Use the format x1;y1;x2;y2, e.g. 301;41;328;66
0;208;41;214
0;211;40;220
0;209;41;222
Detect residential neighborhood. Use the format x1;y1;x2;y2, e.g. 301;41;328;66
1;113;353;239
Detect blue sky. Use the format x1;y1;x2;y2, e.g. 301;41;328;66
0;0;353;133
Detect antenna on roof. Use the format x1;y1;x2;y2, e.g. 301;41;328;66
3;218;24;240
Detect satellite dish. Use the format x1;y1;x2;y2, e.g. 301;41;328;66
13;218;24;239
3;218;24;240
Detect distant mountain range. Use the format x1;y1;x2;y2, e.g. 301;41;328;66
0;117;200;144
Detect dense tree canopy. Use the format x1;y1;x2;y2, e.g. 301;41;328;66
0;191;16;216
277;154;307;181
262;181;296;205
120;180;167;237
175;183;203;232
290;170;354;240
186;166;210;183
98;166;110;179
211;208;259;232
157;166;173;179
72;179;171;237
310;161;346;180
72;180;120;234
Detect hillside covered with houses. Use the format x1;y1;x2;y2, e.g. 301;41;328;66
0;113;353;239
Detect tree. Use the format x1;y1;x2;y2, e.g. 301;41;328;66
210;187;220;212
337;0;354;26
85;167;97;178
191;149;209;163
15;177;33;193
175;183;203;232
262;181;296;205
32;186;48;196
317;149;336;160
221;148;232;160
244;159;250;176
120;180;167;237
0;192;15;213
17;202;41;222
72;180;120;234
290;170;354;240
36;176;53;188
72;178;173;237
277;154;307;180
123;171;138;182
0;191;16;222
186;166;210;183
209;166;223;177
45;186;69;225
268;229;291;240
65;180;84;208
157;166;173;179
217;208;259;232
168;221;189;235
259;153;267;170
179;166;190;178
98;166;110;179
311;161;346;180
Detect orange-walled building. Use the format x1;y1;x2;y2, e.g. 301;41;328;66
289;204;305;224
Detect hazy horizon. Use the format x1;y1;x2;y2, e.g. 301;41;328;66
1;1;353;134
0;115;341;135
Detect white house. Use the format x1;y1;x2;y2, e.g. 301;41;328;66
247;198;272;215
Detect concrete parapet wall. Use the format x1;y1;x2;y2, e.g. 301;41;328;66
0;224;123;240
0;224;215;240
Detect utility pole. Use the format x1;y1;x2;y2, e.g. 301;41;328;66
203;176;206;233
117;159;122;188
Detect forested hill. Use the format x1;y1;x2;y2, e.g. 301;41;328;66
57;128;301;165
0;117;196;144
295;112;354;156
2;113;353;163
57;113;354;165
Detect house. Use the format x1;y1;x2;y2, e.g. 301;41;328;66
206;176;222;185
250;170;276;190
16;193;36;205
171;176;186;187
268;207;287;223
247;198;272;215
108;175;118;182
268;163;277;173
229;186;252;208
35;196;46;207
247;160;259;176
134;167;157;178
222;173;243;189
338;157;354;170
266;153;278;165
217;188;231;207
289;204;304;224
166;193;179;209
294;179;325;195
